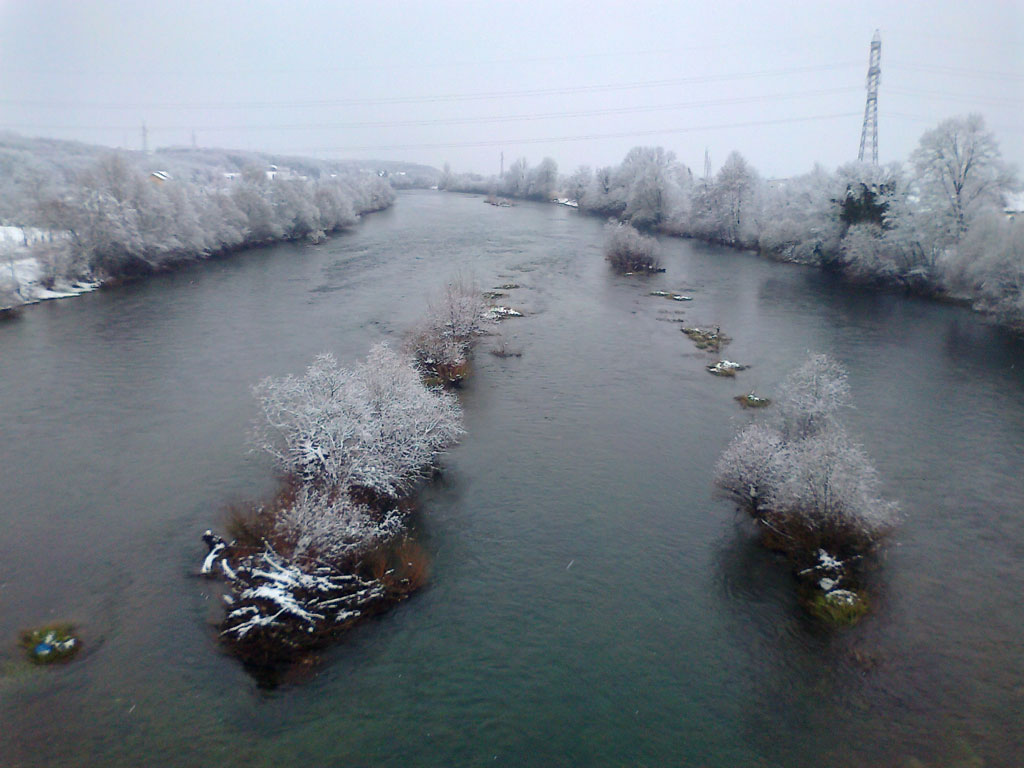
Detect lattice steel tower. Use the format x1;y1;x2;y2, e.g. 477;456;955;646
858;30;881;164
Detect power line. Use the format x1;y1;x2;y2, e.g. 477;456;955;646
887;61;1024;82
887;111;1024;133
0;62;863;110
0;87;861;133
886;86;1024;107
300;112;862;154
0;33;862;77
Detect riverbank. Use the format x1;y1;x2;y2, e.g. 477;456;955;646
0;204;394;315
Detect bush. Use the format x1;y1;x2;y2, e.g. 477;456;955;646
251;343;464;498
603;222;662;273
715;353;897;558
407;275;485;385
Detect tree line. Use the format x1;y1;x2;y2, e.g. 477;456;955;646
441;114;1022;329
0;134;395;305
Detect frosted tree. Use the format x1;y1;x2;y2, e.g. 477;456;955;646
767;427;898;553
274;485;405;563
758;164;844;263
526;157;559;201
251;344;463;498
715;353;896;558
714;422;784;510
613;146;685;227
407;275;486;384
564;165;593;202
911;114;1017;238
775;353;850;440
502;158;530;198
944;210;1024;324
710;151;762;246
603;221;661;273
582;166;625;217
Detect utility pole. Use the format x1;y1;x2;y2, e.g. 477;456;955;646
858;30;881;165
141;121;149;154
500;151;504;178
704;148;712;180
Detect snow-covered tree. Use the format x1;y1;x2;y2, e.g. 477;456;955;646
251;344;463;498
943;210;1024;324
564;165;593;202
502;158;529;198
715;353;896;557
614;146;685;227
911;114;1017;237
526;157;559;201
775;353;850;441
767;426;898;552
581;166;626;218
714;422;784;510
274;485;404;563
407;275;486;385
758;165;844;264
707;151;762;246
603;221;661;273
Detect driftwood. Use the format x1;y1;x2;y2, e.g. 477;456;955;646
201;532;390;667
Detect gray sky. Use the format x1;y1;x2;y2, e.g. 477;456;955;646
1;0;1020;177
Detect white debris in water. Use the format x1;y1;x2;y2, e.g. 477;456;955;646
817;549;843;571
201;538;226;575
707;360;746;375
484;306;523;320
823;589;859;606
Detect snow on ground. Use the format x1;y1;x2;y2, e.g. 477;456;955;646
1;228;95;309
0;225;65;247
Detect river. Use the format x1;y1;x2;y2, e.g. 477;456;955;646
1;190;1022;767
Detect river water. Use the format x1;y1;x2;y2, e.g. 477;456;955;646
1;191;1022;767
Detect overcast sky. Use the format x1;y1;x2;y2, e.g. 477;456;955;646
1;0;1020;177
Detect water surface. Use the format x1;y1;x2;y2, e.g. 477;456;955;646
1;191;1022;767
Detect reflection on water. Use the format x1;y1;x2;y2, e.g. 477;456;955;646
1;191;1022;767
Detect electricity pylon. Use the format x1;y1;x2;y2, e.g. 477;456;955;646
858;30;881;165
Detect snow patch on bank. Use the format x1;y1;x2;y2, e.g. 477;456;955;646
1;228;96;308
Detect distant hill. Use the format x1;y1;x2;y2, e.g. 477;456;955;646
0;132;439;223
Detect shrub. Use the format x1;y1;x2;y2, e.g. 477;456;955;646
715;353;897;558
407;276;486;385
603;222;662;273
251;343;464;498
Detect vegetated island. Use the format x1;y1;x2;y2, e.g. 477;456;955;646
199;278;513;681
604;221;664;274
715;353;898;625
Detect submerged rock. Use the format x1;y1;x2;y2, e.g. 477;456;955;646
682;326;729;352
650;290;693;301
734;392;771;408
484;306;523;321
21;624;80;664
707;360;746;377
